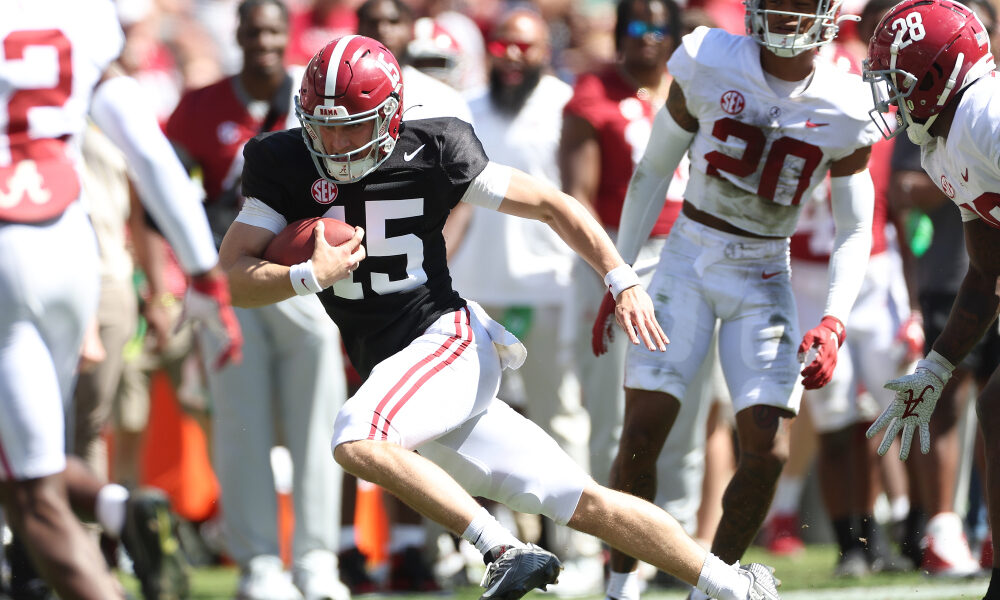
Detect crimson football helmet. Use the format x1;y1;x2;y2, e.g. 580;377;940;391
745;0;850;57
295;35;404;183
863;0;995;144
408;17;463;88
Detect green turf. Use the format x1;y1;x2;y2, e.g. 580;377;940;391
120;545;989;600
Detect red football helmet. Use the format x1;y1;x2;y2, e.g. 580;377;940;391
408;17;463;88
863;0;995;144
295;35;405;183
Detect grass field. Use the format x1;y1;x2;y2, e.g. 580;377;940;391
119;545;989;600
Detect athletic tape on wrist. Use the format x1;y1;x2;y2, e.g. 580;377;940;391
922;349;956;382
604;265;641;299
290;260;324;296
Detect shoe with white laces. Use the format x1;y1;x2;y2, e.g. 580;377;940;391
740;563;781;600
293;550;351;600
480;544;562;600
237;555;304;600
920;512;981;577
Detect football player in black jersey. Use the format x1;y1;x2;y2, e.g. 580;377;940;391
219;35;781;600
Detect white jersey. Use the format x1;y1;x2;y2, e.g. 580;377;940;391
401;64;473;124
670;27;880;236
449;75;574;305
0;0;123;223
920;72;1000;230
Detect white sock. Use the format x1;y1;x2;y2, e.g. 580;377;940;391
606;569;640;600
890;495;911;522
95;483;130;537
461;506;522;556
769;476;803;516
696;553;750;600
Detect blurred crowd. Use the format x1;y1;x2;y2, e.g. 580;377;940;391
5;0;1000;598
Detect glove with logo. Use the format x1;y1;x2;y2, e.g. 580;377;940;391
866;350;955;460
797;316;846;390
591;291;616;356
184;269;244;370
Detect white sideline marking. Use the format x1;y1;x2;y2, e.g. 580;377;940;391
644;579;987;600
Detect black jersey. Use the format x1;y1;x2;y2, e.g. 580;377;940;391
241;117;489;378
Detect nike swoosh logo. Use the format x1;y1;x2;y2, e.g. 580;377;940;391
762;270;781;279
403;144;425;162
483;567;511;597
301;278;308;289
961;168;969;182
805;120;829;128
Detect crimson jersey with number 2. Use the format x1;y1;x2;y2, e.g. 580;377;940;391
669;27;881;238
0;0;123;223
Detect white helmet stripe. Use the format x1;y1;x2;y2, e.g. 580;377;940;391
324;35;359;99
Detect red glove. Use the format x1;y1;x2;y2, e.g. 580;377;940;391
895;312;925;363
591;291;616;356
184;270;243;370
797;315;845;390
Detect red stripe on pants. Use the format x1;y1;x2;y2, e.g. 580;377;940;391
368;308;472;440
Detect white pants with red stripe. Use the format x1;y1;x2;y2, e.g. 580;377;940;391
0;202;99;480
332;304;591;525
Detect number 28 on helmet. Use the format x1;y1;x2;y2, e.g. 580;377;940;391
295;35;405;183
863;0;994;144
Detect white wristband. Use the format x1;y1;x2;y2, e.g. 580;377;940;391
289;260;324;296
604;264;641;299
920;350;956;384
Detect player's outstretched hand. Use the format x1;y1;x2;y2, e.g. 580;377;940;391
591;291;616;356
184;267;243;370
867;352;954;460
311;220;366;288
615;286;668;352
797;316;845;390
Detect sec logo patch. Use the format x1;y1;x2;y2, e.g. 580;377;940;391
720;90;745;115
311;179;339;204
940;175;955;198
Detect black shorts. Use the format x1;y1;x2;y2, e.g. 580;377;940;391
920;292;1000;381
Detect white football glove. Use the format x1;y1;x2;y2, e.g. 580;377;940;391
866;350;955;460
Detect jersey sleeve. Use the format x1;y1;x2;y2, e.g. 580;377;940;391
667;26;711;100
88;0;126;70
438;118;490;206
241;135;289;215
563;73;610;129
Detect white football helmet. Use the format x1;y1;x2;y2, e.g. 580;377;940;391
745;0;852;57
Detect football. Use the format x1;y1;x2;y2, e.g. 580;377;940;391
263;217;357;266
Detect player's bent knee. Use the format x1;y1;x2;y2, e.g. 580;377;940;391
565;484;609;533
332;439;377;477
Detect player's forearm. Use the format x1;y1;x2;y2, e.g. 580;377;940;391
224;256;296;308
544;188;625;277
931;265;1000;364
